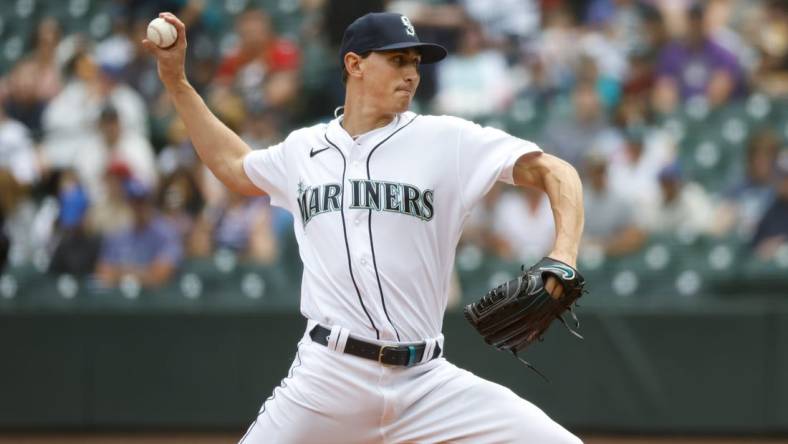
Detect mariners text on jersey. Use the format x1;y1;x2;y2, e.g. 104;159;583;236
297;179;435;226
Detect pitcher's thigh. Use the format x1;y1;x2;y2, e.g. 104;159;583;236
239;393;375;444
464;373;582;444
238;342;382;444
393;365;582;444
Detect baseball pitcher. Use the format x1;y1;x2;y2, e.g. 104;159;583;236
145;11;585;444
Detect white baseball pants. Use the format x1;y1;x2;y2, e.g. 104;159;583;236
239;324;582;444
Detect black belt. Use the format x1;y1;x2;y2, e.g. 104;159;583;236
309;325;441;367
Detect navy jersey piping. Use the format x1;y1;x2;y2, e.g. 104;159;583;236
324;133;380;339
366;115;419;342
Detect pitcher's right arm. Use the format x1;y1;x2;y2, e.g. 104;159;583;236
143;12;262;196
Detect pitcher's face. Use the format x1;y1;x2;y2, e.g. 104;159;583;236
355;48;421;113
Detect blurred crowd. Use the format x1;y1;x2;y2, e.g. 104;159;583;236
0;0;786;289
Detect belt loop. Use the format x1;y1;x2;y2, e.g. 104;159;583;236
327;325;350;353
420;338;436;364
336;327;350;353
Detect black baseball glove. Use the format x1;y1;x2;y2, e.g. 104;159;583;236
464;257;586;374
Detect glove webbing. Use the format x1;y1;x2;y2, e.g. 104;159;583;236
512;302;583;383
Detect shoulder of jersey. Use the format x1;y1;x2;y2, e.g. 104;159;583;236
280;122;329;154
287;122;328;141
416;113;474;129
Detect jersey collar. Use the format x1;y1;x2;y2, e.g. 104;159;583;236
326;112;416;152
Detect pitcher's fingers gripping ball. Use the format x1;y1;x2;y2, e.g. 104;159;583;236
142;13;188;89
147;17;178;48
464;257;586;374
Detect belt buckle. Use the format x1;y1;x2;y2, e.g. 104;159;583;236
377;345;393;364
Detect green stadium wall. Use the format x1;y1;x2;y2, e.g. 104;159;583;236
1;298;788;434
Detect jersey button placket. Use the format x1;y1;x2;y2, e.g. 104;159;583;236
348;149;367;232
344;152;372;278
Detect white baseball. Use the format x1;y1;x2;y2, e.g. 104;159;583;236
147;17;178;48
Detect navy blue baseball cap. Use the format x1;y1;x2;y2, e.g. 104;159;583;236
339;12;447;66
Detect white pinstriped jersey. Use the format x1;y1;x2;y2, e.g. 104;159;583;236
243;111;541;342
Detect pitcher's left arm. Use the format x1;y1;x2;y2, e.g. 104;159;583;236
512;152;585;298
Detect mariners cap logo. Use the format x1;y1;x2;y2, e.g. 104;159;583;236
401;16;415;36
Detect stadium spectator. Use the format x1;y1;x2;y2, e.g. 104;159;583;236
584;0;651;57
214;9;301;107
189;191;278;264
613;88;652;129
94;49;150;138
581;151;647;257
158;118;199;177
0;170;53;266
157;167;203;242
607;125;674;211
87;161;134;236
510;51;559;107
95;8;135;75
241;105;285;150
541;80;616;167
95;180;183;288
654;2;744;110
261;67;302;121
75;105;157;202
575;20;628;94
0;105;39;186
703;0;759;76
641;163;714;236
751;152;788;260
48;171;100;276
42;47;148;170
0;17;62;140
622;47;657;104
40;46;101;169
573;54;621;111
748;0;788;96
534;6;579;92
640;3;670;56
433;20;513;118
459;0;541;45
491;187;555;264
711;129;780;239
1;101;58;264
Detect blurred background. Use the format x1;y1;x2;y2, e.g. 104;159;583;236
0;0;787;442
